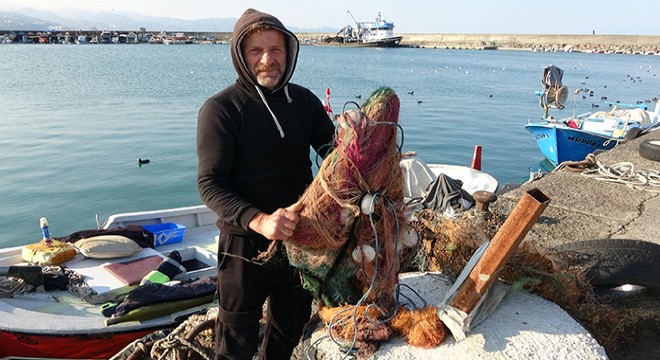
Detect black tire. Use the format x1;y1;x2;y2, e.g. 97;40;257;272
639;139;660;162
552;239;660;293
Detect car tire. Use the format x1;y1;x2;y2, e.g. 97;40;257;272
552;239;660;296
639;139;660;162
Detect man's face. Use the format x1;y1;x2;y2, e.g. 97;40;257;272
242;29;286;90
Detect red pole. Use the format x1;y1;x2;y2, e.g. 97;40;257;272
324;87;332;114
471;145;482;170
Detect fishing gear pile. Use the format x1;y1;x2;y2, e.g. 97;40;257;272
283;87;446;356
411;208;658;352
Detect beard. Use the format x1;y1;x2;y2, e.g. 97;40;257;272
254;63;283;90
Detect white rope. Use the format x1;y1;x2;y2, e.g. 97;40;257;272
149;308;217;360
580;157;660;191
151;336;212;360
255;85;285;138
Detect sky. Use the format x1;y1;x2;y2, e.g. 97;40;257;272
3;0;660;35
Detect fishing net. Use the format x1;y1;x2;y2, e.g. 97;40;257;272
281;87;446;356
410;208;659;351
286;86;406;307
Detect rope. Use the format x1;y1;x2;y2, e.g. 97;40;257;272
0;277;31;297
38;266;99;303
553;154;599;173
110;310;217;360
575;154;660;191
151;336;213;360
147;309;217;360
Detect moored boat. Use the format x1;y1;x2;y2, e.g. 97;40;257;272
321;11;403;47
0;205;219;359
524;65;660;166
526;100;660;166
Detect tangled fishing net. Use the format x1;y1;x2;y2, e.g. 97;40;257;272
287;86;404;306
282;87;446;356
411;208;659;351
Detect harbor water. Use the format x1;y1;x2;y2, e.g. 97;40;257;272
2;44;660;247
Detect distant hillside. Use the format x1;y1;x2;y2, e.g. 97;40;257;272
0;12;60;31
0;7;336;32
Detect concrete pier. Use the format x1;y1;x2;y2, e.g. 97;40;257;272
399;33;660;52
493;132;660;249
299;132;660;360
490;130;660;360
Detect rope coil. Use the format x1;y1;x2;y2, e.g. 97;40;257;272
555;153;660;191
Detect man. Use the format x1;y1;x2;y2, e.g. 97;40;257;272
196;8;335;360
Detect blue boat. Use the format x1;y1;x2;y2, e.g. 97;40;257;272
526;103;660;166
525;65;660;166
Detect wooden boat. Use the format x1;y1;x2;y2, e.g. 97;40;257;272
0;159;497;359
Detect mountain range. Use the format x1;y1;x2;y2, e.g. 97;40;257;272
0;6;335;33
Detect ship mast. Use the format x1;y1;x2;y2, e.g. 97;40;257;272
346;10;359;28
346;10;365;39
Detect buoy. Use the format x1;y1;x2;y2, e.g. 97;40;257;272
137;158;151;165
352;245;376;263
360;194;379;215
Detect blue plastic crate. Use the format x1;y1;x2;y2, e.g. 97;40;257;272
144;223;186;247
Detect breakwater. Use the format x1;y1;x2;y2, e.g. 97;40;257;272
400;33;660;53
298;33;660;53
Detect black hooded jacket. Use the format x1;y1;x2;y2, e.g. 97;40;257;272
197;8;335;234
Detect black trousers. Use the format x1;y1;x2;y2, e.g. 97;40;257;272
214;232;312;360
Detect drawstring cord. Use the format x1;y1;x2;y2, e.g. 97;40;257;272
255;85;291;138
284;85;293;103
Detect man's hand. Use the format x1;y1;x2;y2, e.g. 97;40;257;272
248;201;303;241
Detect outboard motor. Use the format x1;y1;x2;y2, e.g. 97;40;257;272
540;65;568;117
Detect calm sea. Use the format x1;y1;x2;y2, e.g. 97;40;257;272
2;44;660;247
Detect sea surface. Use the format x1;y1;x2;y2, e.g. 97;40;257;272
2;44;660;247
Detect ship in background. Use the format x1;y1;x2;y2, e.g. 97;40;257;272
321;11;403;47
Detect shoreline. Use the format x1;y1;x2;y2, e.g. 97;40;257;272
3;30;660;54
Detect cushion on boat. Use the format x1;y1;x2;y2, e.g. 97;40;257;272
622;108;651;126
104;255;164;285
75;235;143;259
22;239;77;265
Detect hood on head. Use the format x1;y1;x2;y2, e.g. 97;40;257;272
231;8;299;92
